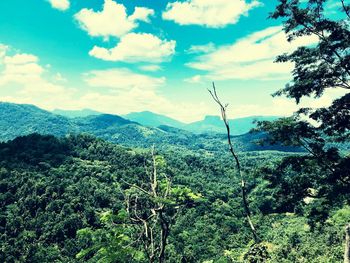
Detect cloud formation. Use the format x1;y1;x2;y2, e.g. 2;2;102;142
187;43;216;54
162;0;261;27
0;46;208;122
0;46;344;123
80;68;210;122
74;0;154;39
0;49;75;109
47;0;70;11
184;75;202;83
0;44;8;58
83;68;165;90
0;53;44;85
187;26;319;80
89;33;176;63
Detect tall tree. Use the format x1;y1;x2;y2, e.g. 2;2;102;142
259;0;350;261
123;147;201;263
209;84;259;243
270;0;349;142
257;0;350;200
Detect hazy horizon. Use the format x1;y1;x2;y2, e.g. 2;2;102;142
1;100;281;124
0;0;344;122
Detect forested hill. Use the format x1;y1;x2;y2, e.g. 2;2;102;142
58;109;279;135
0;102;76;140
0;102;300;153
0;133;347;262
52;108;102;118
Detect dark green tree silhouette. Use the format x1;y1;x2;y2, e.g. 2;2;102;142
257;0;349;260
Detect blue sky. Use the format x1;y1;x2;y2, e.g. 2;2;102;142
0;0;344;122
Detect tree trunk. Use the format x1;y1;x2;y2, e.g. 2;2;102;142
345;224;350;263
209;83;259;243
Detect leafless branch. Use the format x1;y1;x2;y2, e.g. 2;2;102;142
123;147;177;263
341;0;350;19
209;82;259;243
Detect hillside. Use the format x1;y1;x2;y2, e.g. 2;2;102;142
0;102;299;153
72;114;136;130
0;102;77;141
0;134;346;262
52;108;102;118
45;107;281;136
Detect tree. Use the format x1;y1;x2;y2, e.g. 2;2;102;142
259;0;350;260
270;0;349;141
76;210;139;263
209;83;259;243
257;0;350;203
123;147;201;263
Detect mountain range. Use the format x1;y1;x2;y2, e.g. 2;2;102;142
0;102;298;153
54;108;279;135
52;108;102;118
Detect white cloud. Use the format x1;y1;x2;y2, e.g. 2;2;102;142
0;54;44;86
81;68;211;122
0;46;210;122
89;33;176;63
0;47;209;122
73;90;211;122
187;43;216;54
53;72;67;82
139;65;162;72
0;48;75;109
187;26;319;81
1;49;342;123
47;0;70;11
162;0;261;27
184;75;202;83
4;53;38;65
210;87;348;122
0;44;8;59
83;68;165;90
74;0;154;39
129;7;154;22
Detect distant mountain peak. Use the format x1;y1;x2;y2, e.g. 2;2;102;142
52;108;101;118
124;111;185;128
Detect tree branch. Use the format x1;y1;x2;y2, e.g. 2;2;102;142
208;82;259;243
341;0;350;19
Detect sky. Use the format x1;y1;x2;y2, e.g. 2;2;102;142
0;0;345;122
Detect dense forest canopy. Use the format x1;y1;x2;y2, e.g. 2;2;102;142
0;134;348;262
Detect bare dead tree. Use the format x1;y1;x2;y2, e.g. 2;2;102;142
123;147;177;263
208;82;259;243
345;224;350;263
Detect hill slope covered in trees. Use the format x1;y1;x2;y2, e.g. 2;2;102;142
0;102;300;153
0;134;348;262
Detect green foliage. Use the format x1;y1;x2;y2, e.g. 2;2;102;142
0;102;307;154
0;102;76;141
260;214;344;263
256;0;350;224
0;133;348;262
243;243;270;263
76;210;141;263
271;0;350;106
